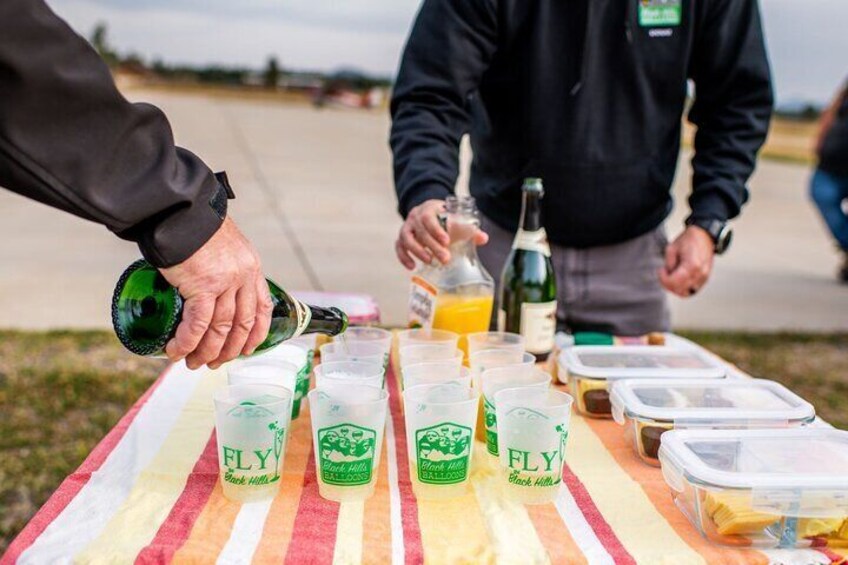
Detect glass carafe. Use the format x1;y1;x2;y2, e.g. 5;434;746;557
407;196;495;355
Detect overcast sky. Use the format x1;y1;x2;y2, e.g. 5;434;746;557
47;0;847;106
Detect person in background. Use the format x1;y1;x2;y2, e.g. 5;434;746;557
810;80;848;283
0;0;272;369
390;0;773;335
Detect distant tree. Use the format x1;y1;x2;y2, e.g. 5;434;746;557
90;22;119;67
264;56;281;89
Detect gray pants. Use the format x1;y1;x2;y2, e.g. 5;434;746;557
478;215;671;336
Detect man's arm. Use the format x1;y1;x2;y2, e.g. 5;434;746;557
687;0;773;225
0;0;272;368
390;0;498;267
661;0;773;298
0;0;224;268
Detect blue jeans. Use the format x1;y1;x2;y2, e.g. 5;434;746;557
810;169;848;251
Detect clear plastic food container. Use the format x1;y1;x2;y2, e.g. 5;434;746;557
610;379;816;466
659;428;848;549
558;346;726;418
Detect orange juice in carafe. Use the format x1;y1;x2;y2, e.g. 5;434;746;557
432;294;493;357
407;196;495;360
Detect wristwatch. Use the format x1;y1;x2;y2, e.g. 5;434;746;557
686;218;733;255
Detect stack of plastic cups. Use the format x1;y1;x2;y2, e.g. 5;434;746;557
333;327;393;371
255;343;311;419
468;332;532;441
479;365;550;457
308;380;388;502
494;387;573;504
213;383;293;502
403;383;479;499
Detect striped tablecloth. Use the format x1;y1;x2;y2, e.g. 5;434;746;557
4;343;845;564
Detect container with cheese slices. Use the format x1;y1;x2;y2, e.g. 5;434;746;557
557;346;726;418
659;428;848;548
610;379;816;466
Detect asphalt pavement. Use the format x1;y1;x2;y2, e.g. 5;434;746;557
0;89;845;331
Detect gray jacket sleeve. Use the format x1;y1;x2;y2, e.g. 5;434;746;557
0;0;229;267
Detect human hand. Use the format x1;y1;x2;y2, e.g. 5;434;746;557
658;226;715;298
395;199;489;270
159;217;273;369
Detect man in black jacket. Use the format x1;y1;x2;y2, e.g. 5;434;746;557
0;0;273;369
391;0;773;334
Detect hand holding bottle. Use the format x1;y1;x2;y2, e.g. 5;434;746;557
396;199;489;269
159;217;274;369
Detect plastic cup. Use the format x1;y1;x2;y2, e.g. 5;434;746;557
321;341;386;366
334;327;392;368
314;360;384;389
228;360;300;420
403;364;472;391
469;350;536;441
403;384;479;499
479;366;550;456
214;383;293;502
400;345;463;371
494;387;573;504
397;329;459;352
466;332;525;357
469;350;536;388
257;343;310;419
308;384;388;502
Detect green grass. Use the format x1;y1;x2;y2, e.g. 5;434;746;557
0;331;165;555
0;330;845;554
679;331;848;429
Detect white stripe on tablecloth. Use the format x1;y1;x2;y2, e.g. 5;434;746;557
216;498;274;565
554;486;615;565
384;415;405;565
18;363;204;565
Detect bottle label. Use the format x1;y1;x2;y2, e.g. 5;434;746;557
408;275;438;328
512;228;551;257
290;298;313;338
520;301;557;354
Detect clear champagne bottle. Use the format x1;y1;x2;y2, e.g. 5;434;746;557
498;178;558;361
112;259;348;357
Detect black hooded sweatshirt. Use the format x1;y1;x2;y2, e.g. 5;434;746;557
390;0;774;247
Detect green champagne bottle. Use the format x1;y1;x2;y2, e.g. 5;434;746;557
498;178;558;361
111;259;348;357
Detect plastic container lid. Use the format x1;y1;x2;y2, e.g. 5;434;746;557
560;346;726;381
659;428;848;516
610;378;815;426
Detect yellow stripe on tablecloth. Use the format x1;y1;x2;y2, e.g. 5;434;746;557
470;447;549;565
75;368;225;563
566;415;706;565
414;443;495;564
333;501;365;565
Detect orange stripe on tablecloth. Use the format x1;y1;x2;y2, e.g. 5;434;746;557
583;418;770;565
136;431;219;564
251;407;314;564
526;503;588;565
2;366;172;565
362;438;392;564
170;480;242;564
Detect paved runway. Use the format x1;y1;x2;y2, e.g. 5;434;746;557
0;89;845;331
